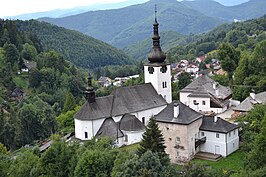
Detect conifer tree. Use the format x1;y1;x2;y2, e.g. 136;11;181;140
137;117;168;163
63;92;76;113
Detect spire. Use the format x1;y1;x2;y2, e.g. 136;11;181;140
84;70;96;103
148;5;166;63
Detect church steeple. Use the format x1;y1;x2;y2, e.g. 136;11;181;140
85;71;95;103
148;5;166;63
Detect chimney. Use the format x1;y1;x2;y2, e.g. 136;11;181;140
174;102;179;118
215;89;219;96
213;83;217;90
250;92;256;100
214;116;218;123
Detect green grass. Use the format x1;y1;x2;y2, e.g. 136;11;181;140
191;150;245;175
119;143;140;152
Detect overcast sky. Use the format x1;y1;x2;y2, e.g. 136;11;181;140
0;0;126;17
0;0;250;18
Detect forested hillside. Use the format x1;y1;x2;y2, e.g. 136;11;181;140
181;0;266;21
15;20;131;68
0;19;87;150
39;0;222;48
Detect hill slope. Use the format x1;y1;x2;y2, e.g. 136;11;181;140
15;20;131;68
39;0;223;48
181;0;266;21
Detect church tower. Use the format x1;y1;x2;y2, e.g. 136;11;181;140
144;9;172;103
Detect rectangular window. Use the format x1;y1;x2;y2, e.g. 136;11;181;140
193;100;197;105
202;100;206;105
234;130;236;135
164;81;167;88
216;133;219;138
124;135;128;142
233;143;235;148
162;82;164;88
142;117;145;124
176;137;180;144
229;132;231;137
201;132;204;137
85;132;88;139
176;151;179;157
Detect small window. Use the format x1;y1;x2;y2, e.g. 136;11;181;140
176;137;180;144
233;143;235;148
85;132;88;139
193;100;197;105
124;135;128;142
164;81;167;88
229;132;231;137
201;132;204;137
216;133;219;138
142;117;145;124
169;138;172;141
202;100;206;105
234;130;236;135
176;151;179;157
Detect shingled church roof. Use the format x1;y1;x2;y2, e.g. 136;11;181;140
119;114;146;131
74;83;167;120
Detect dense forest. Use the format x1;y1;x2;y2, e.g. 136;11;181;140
0;19;87;150
14;20;132;68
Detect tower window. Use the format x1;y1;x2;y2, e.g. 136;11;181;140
160;66;167;73
202;101;206;105
148;66;154;74
162;81;167;88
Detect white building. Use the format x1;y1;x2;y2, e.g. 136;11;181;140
199;116;239;157
74;16;239;162
180;75;232;114
74;16;171;146
155;101;239;163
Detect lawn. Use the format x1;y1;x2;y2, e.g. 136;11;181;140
191;150;245;176
119;143;140;152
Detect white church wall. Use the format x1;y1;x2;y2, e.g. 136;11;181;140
122;130;144;145
74;118;105;140
75;119;92;140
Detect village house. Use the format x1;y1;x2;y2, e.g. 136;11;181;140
180;75;232;114
232;91;266;117
155;101;239;163
98;76;112;87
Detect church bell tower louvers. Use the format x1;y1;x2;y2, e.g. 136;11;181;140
144;8;172;103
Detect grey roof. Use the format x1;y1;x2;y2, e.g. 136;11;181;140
74;95;113;120
200;116;239;133
96;118;124;138
111;83;167;116
119;114;146;131
23;60;37;70
98;76;111;82
181;75;232;100
233;92;266;112
75;83;167;120
155;101;203;125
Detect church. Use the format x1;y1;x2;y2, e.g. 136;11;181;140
74;15;239;163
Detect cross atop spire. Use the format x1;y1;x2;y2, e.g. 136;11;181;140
147;5;166;63
155;4;157;20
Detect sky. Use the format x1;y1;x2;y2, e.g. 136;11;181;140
0;0;126;17
0;0;250;18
